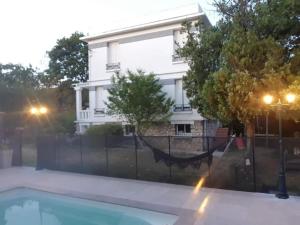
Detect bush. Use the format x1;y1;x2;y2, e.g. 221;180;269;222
86;124;123;136
36;111;76;135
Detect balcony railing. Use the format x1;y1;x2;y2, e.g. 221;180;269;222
94;108;106;115
106;62;120;71
173;104;192;112
172;54;185;62
79;110;91;120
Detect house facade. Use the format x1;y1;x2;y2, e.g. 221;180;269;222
75;4;218;136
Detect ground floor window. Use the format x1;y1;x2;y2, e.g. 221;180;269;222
175;124;191;136
124;125;135;136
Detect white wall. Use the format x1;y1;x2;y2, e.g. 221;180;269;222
89;31;189;81
96;87;109;108
89;47;107;81
78;23;205;125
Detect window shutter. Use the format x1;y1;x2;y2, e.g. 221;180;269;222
107;42;119;64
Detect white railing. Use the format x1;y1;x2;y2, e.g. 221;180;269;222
79;110;91;120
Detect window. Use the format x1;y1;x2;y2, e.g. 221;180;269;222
175;124;191;136
106;41;120;70
124;125;135;136
173;30;187;62
174;79;190;111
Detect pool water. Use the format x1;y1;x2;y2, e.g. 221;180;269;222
0;188;178;225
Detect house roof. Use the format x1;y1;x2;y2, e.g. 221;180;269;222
81;4;210;43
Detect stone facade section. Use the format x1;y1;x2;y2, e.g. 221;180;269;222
142;120;204;136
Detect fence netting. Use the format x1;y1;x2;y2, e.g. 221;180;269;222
31;135;300;195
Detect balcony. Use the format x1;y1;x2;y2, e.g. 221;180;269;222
173;104;192;112
106;62;120;71
94;108;106;116
172;54;184;63
79;110;91;120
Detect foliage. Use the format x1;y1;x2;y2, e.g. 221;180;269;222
0;63;41;128
106;70;174;133
56;80;75;111
0;63;40;89
46;32;88;84
24;111;76;136
179;21;227;110
179;0;300;137
39;32;88;111
0;31;87;134
86;124;123;136
45;111;76;134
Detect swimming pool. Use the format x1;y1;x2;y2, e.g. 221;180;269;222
0;188;178;225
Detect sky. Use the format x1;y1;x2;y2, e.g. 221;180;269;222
0;0;219;70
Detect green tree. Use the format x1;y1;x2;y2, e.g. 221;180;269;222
0;63;41;129
180;0;300;148
0;63;39;89
106;70;174;134
40;32;88;111
0;63;40;112
46;32;88;83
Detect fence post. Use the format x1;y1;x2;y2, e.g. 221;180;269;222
105;135;109;175
36;136;42;170
55;135;58;170
80;135;83;172
12;127;23;166
168;136;172;180
134;134;138;179
252;135;257;192
206;136;210;152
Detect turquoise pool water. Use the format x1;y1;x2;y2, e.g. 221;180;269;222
0;188;178;225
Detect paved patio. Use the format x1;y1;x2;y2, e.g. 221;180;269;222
0;167;299;225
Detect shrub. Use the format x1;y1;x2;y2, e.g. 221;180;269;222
86;124;123;136
37;111;76;135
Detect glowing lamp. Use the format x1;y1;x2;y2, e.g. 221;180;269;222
263;95;273;105
285;93;296;104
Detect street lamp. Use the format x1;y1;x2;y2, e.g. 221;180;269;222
263;93;296;199
29;106;49;139
30;106;48;116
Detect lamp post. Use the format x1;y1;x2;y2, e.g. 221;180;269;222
29;106;49;137
263;93;296;199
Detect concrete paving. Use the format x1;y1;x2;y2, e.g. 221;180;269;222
0;167;299;225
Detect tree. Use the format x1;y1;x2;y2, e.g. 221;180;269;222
0;63;39;89
40;32;88;110
0;63;41;129
0;63;40;112
179;21;227;112
106;70;174;134
46;32;88;83
179;0;300;149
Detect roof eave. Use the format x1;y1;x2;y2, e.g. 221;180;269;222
81;12;206;43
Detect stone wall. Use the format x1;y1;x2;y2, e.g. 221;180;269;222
142;122;175;136
141;121;206;153
142;120;204;136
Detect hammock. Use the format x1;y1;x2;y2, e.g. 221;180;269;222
139;136;229;169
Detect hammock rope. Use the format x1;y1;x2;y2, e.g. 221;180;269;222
138;136;229;169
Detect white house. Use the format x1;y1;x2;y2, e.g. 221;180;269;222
75;4;218;136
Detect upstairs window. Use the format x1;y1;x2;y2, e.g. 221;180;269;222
174;79;190;112
106;41;120;70
173;30;187;62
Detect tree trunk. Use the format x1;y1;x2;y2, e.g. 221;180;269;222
246;121;255;154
